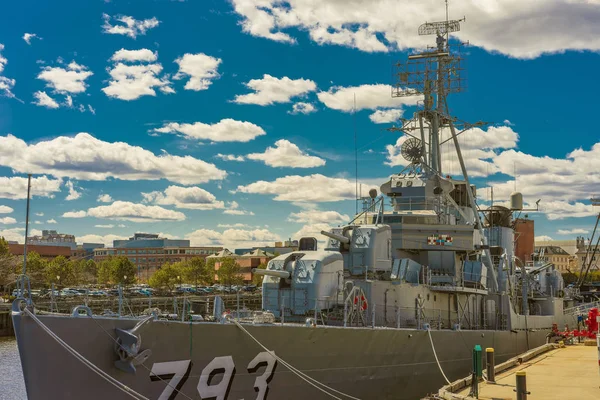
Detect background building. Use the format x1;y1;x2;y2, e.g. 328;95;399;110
27;230;76;250
113;233;190;248
71;243;104;260
514;218;534;263
534;245;572;272
212;249;273;283
94;233;222;281
9;243;72;259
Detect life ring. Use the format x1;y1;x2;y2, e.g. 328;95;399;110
354;295;368;311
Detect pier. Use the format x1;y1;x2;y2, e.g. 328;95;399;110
429;343;599;399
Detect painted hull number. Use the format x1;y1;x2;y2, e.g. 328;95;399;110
150;352;278;400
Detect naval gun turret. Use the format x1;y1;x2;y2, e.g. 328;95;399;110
259;223;393;319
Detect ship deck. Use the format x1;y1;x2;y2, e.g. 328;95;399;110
453;343;599;399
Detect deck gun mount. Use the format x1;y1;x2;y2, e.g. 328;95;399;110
259;224;392;319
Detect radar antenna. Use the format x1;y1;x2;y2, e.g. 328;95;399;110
401;138;424;164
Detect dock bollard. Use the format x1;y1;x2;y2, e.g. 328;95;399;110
515;371;530;400
470;345;482;398
485;347;495;383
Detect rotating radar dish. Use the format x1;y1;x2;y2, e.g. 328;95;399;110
401;138;424;163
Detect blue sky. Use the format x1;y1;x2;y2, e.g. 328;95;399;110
0;0;599;249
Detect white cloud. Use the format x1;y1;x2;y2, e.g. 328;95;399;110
88;105;96;114
23;33;41;45
62;210;87;218
386;124;519;177
0;205;13;214
538;201;597;221
232;74;316;106
0;176;61;200
0;44;15;98
223;201;255;216
318;84;420;112
142;185;225;210
247;139;325;168
0;217;16;224
94;224;115;228
97;194;113;203
32;91;59;108
154;119;266;143
216;154;245;162
237;174;374;203
0;133;226;185
78;233;127;247
103;49;172;101
65;180;81;201
223;209;255;216
289;102;316;115
173;53;222;91
0;76;16;99
37;62;93;94
292;223;335;245
65;201;186;222
34;221;42;225
0;228;27;243
535;235;554;242
35;212;44;216
230;0;600;58
557;228;589;235
217;223;251;228
369;109;403;124
186;228;280;249
486;142;600;210
102;14;160;39
110;48;157;63
47;219;57;224
65;95;73;107
288;210;350;225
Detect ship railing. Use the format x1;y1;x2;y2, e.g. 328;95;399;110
563;300;600;316
339;304;506;331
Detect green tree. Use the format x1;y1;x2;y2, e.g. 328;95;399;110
181;257;213;287
148;263;180;292
216;257;243;286
72;259;97;285
0;237;18;291
97;259;112;284
26;251;48;287
45;255;74;287
110;256;137;285
252;262;267;286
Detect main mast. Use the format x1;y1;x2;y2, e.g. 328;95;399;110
388;5;499;292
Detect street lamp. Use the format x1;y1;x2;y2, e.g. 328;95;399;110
56;275;60;289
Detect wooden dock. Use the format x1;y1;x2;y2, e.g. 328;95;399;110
429;343;599;400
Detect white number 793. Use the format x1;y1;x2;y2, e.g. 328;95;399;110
150;351;278;400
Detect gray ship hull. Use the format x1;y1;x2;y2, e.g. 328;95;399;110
12;312;565;400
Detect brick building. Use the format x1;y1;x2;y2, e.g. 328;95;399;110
9;244;72;259
514;218;534;263
211;249;273;283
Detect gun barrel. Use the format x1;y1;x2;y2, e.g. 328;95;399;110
321;230;350;244
254;269;290;279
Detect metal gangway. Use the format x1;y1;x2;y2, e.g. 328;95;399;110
564;300;600;315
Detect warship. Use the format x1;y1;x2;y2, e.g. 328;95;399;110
12;11;579;400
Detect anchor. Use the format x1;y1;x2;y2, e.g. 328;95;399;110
114;315;154;373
